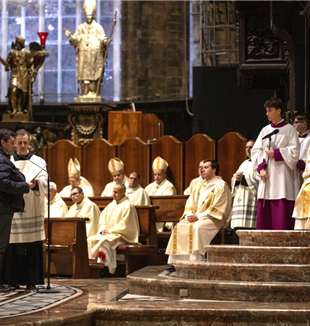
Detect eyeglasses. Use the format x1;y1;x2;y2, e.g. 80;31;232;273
70;192;80;197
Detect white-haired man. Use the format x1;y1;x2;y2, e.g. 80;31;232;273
88;184;139;275
44;182;68;217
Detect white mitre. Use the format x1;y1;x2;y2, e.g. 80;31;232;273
68;158;80;179
108;157;124;175
152;156;168;173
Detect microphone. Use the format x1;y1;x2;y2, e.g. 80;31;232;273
262;129;279;140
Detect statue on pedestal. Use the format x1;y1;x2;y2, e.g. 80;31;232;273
64;0;116;101
0;36;49;118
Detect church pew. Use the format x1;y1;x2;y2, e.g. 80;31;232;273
150;136;183;194
44;206;159;277
62;196;113;208
184;134;216;191
116;138;151;188
82;139;116;196
116;205;158;275
44;217;90;278
217;132;247;186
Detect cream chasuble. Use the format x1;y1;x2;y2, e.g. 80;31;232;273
183;176;204;195
87;196;139;274
145;178;177;196
126;185;150;205
60;176;94;197
44;193;68;217
66;197;100;238
165;176;231;259
101;177;129;197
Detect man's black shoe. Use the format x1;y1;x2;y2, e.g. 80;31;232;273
100;267;114;278
166;265;175;273
26;284;37;291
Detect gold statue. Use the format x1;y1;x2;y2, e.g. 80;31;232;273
64;0;117;100
0;36;49;117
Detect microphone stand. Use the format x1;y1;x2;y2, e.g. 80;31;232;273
21;156;60;293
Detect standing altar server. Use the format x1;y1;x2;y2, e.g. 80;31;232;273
251;98;300;230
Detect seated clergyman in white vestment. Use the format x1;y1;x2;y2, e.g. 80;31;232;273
101;157;129;196
126;172;150;205
66;186;100;238
145;156;177;231
293;147;310;229
165;160;232;264
183;160;204;195
88;184;140;274
145;156;177;196
230;140;260;243
44;182;68;217
59;158;94;197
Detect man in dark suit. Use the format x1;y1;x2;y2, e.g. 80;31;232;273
0;129;34;292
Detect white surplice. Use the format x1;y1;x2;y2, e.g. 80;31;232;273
10;155;47;243
251;123;300;201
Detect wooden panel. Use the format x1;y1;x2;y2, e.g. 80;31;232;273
45;140;82;192
142;113;163;142
151;136;183;194
117;138;150;188
63;197;113;208
184;134;216;192
108;111;143;145
217;132;247;186
82;139;116;196
44;218;90;278
150;195;188;222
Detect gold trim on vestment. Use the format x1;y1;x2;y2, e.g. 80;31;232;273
302;184;310;218
189;222;194;253
172;224;178;255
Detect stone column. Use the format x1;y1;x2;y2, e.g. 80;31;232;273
121;1;188;101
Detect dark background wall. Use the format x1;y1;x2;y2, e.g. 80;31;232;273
192;66;274;141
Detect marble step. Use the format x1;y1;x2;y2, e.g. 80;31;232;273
238;230;310;247
127;265;310;302
173;261;310;282
205;245;310;264
98;300;310;325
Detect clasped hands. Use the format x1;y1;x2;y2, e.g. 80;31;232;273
187;213;198;223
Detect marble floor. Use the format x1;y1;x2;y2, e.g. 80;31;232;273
2;266;310;325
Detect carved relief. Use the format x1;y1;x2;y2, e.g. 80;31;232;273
246;15;280;60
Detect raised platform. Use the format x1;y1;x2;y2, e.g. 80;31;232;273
128;265;310;302
3;230;310;325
